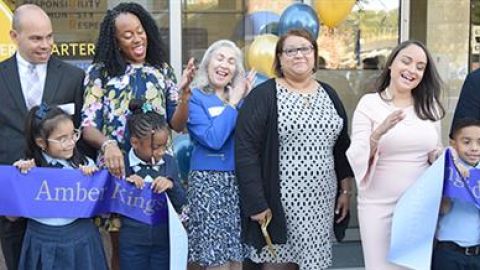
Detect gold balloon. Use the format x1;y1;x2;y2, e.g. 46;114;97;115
247;34;278;78
314;0;355;28
0;0;14;62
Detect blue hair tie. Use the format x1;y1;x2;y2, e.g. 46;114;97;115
35;103;50;120
141;103;153;114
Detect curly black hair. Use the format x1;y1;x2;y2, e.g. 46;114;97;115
93;2;168;77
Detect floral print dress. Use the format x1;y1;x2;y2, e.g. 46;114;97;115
81;63;179;156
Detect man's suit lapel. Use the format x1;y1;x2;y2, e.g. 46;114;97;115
42;57;62;105
0;56;28;116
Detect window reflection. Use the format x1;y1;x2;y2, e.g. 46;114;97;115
181;0;243;62
319;0;399;69
181;0;295;63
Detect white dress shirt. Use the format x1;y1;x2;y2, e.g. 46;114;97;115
16;53;47;106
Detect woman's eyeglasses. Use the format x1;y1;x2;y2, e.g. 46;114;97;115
47;129;81;148
282;46;314;57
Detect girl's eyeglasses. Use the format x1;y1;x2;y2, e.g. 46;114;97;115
47;129;81;148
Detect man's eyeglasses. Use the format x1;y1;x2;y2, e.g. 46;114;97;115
47;129;81;148
282;46;314;57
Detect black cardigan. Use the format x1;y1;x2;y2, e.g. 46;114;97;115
234;78;354;249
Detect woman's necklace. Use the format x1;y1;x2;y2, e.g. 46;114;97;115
384;87;415;126
282;78;317;108
300;92;318;108
303;94;311;108
384;87;413;107
384;87;394;101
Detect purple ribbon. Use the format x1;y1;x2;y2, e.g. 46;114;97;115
443;149;480;208
0;166;167;224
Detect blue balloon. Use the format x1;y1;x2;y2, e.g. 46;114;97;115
173;134;193;181
253;72;270;88
243;11;280;40
278;3;320;39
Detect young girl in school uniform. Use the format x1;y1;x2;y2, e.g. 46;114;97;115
119;99;186;270
13;103;107;270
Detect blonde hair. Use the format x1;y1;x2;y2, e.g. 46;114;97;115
191;39;245;93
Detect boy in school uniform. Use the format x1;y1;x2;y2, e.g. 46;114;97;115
433;118;480;270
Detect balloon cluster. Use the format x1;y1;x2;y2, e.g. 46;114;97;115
245;1;355;87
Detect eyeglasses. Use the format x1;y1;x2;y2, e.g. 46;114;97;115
282;46;314;57
47;129;81;148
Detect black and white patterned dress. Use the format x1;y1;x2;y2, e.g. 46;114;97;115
249;83;342;269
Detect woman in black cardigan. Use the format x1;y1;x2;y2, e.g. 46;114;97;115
235;29;354;270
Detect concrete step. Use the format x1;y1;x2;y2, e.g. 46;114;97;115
332;240;364;268
0;238;365;270
330;268;365;270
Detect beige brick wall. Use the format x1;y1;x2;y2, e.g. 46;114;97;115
426;0;470;143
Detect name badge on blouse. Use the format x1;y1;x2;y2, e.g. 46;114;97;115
208;106;225;117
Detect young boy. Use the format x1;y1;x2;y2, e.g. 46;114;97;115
432;118;480;270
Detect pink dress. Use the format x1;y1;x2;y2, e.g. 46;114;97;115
347;93;440;270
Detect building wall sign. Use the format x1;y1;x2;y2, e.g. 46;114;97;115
51;42;95;58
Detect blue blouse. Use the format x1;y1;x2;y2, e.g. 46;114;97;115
187;88;238;171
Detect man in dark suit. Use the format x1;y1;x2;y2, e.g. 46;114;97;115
0;4;85;269
451;68;480;129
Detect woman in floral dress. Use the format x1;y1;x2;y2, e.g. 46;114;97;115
80;3;195;269
81;2;195;177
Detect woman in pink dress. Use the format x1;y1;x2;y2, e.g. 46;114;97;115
347;40;445;269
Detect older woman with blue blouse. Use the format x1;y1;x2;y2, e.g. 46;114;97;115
187;40;254;270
